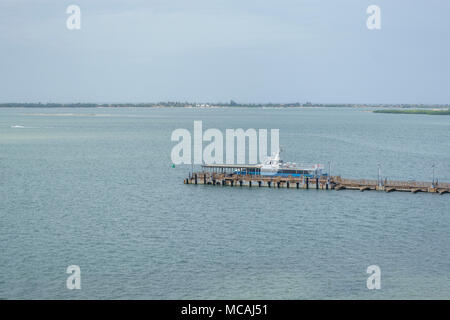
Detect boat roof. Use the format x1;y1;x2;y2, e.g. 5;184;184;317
202;164;261;169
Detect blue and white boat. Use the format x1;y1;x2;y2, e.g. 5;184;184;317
234;151;327;178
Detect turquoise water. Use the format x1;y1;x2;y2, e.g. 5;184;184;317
0;107;449;299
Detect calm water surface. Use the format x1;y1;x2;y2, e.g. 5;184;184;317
0;107;449;299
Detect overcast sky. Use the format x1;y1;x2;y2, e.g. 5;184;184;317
0;0;449;104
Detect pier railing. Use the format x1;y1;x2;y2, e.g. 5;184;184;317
335;177;450;188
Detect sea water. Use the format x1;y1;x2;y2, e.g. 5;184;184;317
0;107;449;299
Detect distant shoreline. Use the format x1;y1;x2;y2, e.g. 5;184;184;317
1;103;449;109
373;109;450;115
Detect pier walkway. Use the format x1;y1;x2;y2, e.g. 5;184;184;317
184;172;450;194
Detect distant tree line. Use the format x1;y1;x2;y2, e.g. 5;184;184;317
0;102;448;109
373;109;450;115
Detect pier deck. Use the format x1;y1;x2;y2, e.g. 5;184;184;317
184;172;450;194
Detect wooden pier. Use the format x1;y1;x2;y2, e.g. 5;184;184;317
184;172;450;195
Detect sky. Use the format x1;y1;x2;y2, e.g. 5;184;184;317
0;0;449;104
